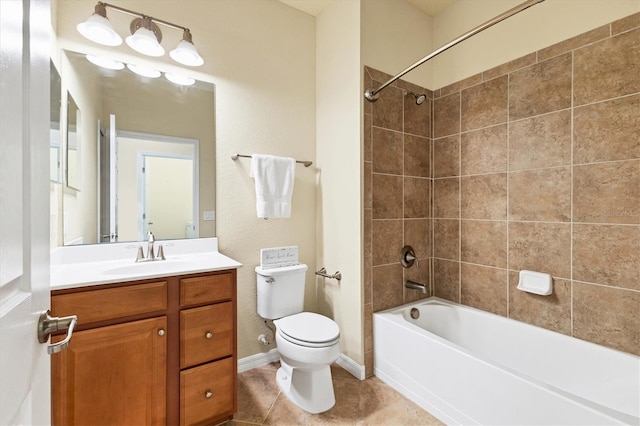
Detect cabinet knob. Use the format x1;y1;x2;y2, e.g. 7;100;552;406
204;390;213;399
205;331;213;339
158;329;166;336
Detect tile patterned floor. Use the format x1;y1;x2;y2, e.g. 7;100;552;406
229;363;444;426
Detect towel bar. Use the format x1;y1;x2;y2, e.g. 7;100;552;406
231;153;313;167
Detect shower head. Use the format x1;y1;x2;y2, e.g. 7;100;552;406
405;91;427;105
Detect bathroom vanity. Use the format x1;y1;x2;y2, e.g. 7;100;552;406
49;239;241;426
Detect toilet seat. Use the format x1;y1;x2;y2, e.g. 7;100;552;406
276;312;340;348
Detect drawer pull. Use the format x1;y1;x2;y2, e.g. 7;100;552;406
205;331;213;339
204;390;213;399
158;329;166;336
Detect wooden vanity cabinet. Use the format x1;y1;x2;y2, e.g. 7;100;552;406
51;269;237;426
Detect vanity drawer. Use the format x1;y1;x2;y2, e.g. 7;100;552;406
180;357;234;426
52;281;168;326
180;273;233;306
180;302;233;368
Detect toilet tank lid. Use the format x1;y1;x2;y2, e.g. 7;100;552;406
255;263;307;276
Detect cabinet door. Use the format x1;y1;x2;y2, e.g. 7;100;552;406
52;317;167;426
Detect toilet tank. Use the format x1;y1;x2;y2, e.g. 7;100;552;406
256;263;307;319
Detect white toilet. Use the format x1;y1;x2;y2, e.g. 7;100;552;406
256;261;341;414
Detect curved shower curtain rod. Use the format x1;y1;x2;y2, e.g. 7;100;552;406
364;0;546;102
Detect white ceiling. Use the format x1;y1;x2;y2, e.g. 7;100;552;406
279;0;458;17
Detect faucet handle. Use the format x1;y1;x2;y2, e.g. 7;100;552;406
135;246;144;262
157;244;166;260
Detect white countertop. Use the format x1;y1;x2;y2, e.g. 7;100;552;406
50;238;242;291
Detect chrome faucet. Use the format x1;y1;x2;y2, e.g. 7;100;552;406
135;232;166;262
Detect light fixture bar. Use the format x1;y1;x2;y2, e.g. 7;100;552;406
98;2;190;33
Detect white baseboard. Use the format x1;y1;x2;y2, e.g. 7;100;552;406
237;348;280;373
238;350;366;380
336;354;366;380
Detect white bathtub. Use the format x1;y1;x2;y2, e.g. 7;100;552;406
373;298;640;425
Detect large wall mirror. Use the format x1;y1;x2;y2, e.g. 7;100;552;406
53;49;216;246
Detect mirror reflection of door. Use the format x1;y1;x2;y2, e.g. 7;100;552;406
112;130;198;242
141;155;194;240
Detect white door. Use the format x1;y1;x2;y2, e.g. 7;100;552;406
0;1;52;424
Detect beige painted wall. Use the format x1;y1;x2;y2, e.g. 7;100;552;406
432;0;640;88
316;0;363;363
54;0;317;359
361;0;433;89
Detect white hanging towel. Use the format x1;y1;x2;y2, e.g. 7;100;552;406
250;154;296;219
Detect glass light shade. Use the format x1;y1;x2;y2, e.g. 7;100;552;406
126;63;161;78
86;54;124;70
169;40;204;67
165;73;195;86
77;14;122;46
126;27;165;57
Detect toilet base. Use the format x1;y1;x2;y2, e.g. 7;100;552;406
276;362;336;414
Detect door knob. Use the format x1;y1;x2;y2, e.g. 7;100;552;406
37;310;78;355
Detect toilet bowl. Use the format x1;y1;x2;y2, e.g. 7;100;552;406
274;312;341;413
255;254;341;414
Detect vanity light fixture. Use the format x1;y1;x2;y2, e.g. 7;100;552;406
126;63;161;78
165;72;195;86
77;2;204;66
86;54;124;70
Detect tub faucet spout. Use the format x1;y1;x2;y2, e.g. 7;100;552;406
405;279;427;293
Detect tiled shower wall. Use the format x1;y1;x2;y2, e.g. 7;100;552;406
363;12;640;376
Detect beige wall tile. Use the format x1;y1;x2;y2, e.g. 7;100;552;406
364;113;372;162
611;11;640;35
573;282;640;356
461;75;508;132
364;209;372;259
404;218;431;259
509;53;572;120
364;161;372;209
574;94;640;164
372;264;404;312
509;167;571;222
538;25;610;61
372;173;403;219
509;110;572;171
483;52;536;81
372;127;403;175
433;135;460;178
404;134;430;177
573;224;640;290
364;254;372;305
434;219;459;260
434;92;460;138
404;94;431;137
573;160;640;224
461;220;507;268
461;263;508;316
433;177;460;218
440;73;482;97
433;259;460;302
574;28;640;106
461;124;507;175
508;222;571;279
460;173;507;220
509;273;571;335
372;83;403;131
404;177;430;218
364;303;373;354
372;219;403;266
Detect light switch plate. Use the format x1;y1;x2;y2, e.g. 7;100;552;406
203;211;215;221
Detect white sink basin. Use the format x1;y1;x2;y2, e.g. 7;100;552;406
103;260;196;276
